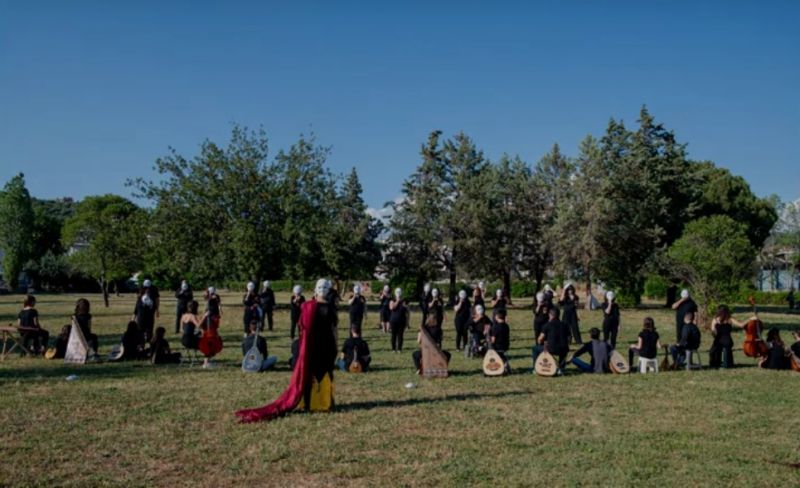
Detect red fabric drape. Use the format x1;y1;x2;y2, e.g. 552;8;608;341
235;299;318;423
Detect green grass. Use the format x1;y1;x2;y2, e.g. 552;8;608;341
1;292;799;487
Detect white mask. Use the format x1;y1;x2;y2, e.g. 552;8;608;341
353;285;362;295
292;285;302;295
423;284;431;294
458;290;467;299
383;285;390;293
496;289;503;298
536;292;545;302
180;282;188;291
263;280;270;289
606;291;615;301
315;279;331;299
681;289;689;299
208;286;216;295
475;305;485;315
394;288;402;299
432;289;439;298
247;282;255;291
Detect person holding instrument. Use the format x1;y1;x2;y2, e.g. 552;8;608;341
708;304;753;369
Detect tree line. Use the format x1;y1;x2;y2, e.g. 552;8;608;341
1;107;792;311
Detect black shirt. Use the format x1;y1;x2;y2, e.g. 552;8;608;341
389;300;406;325
455;298;471;324
291;295;305;322
429;298;444;326
713;322;733;347
425;325;444;347
175;288;193;311
763;342;787;369
18;309;38;328
602;302;620;328
676;298;698;328
349;296;366;324
469;316;492;338
638;330;659;359
342;337;371;366
792;341;800;358
242;334;267;357
491;322;510;352
74;313;92;337
206;295;221;317
679;323;701;350
542;319;569;355
259;289;275;311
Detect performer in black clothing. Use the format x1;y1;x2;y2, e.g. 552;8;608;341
73;298;99;353
133;280;159;343
570;327;612;373
559;283;582;345
671;289;698;343
759;328;789;370
629;317;662;373
453;290;471;351
669;310;701;366
338;327;371;372
491;288;509;321
491;310;511;371
419;284;432;327
175;280;193;334
17;295;49;353
429;288;444;328
379;285;392;333
242;281;260;335
532;308;569;370
532;292;550;341
290;285;305;340
601;291;620;349
708;305;751;369
466;305;492;357
259;280;275;331
389;288;408;352
473;282;486;308
791;331;800;358
348;285;367;334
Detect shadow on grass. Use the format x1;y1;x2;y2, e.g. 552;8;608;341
336;389;531;413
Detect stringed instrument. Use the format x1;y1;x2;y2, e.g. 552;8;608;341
348;345;363;373
534;350;558;377
743;296;767;358
482;342;505;376
790;352;800;373
608;349;630;374
420;327;448;378
660;345;671;371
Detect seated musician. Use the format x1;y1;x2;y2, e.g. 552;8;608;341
532;307;569;369
53;324;71;359
338;326;371;372
490;310;511;372
148;327;182;364
413;315;452;374
467;305;492;357
121;321;145;360
17;294;50;354
669;310;701;367
759;327;789;370
792;330;800;358
241;320;278;371
570;327;611;373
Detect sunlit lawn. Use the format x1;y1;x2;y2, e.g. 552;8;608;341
1;292;799;487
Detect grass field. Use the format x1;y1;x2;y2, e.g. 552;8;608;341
1;292;799;487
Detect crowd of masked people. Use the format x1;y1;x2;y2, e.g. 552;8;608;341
12;279;800;375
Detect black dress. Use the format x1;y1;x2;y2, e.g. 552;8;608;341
709;322;734;369
175;288;193;333
559;296;582;344
389;300;407;352
454;298;471;350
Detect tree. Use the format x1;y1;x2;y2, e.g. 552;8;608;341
322;168;383;281
667;215;756;324
62;195;145;306
0;174;35;290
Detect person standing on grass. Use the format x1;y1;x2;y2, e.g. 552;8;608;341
491;288;509;322
671;289;698;343
601;291;620;349
429;288;444;328
17;294;49;354
174;280;193;334
199;286;223;369
419;283;432;327
473;282;485;309
379;285;392;334
259;280;275;332
236;279;338;422
708;304;752;369
788;287;795;311
389;288;408;353
242;281;260;335
628;317;662;373
348;284;367;335
133;279;159;343
453;289;471;351
532;292;550;342
558;283;582;345
290;285;305;340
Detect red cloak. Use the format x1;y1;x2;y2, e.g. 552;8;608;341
235;299;318;423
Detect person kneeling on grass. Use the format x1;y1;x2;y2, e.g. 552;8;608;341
629;317;662;373
532;307;569;372
759;328;790;370
491;309;511;373
570;327;611;374
337;326;371;372
242;320;278;372
669;310;701;367
148;327;182;364
412;315;452;374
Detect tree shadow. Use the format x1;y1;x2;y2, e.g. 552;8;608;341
336;389;531;413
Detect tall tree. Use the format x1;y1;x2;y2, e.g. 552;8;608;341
0;174;35;290
62;195;145;306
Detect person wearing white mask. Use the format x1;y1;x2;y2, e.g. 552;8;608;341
378;285;392;333
601;291;620;349
174;280;193;334
235;278;338;422
453;289;472;351
348;284;367;334
133;279;159;343
491;288;509;321
428;288;444;328
259;280;276;331
242;281;259;335
466;304;492;357
389;288;408;352
671;289;698;343
290;285;305;340
419;283;432;328
533;291;550;340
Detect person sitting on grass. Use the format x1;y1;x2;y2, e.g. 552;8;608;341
338;326;372;372
412;315;452;374
669;310;701;367
490;309;511;372
629;317;662;373
17;294;49;354
52;324;71;359
759;328;789;370
570;327;612;374
73;298;99;353
148;326;182;364
241;320;278;372
121;321;145;360
532;307;569;371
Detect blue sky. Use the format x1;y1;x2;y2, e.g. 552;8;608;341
1;1;798;210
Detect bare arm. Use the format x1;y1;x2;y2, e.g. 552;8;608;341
671;297;685;310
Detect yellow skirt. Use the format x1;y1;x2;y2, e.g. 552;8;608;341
297;373;335;412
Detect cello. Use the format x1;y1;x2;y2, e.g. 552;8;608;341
742;296;767;358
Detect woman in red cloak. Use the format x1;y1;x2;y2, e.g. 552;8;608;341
236;278;338;423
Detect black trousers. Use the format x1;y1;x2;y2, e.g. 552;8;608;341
290;316;299;340
390;322;405;351
22;329;49;353
264;309;274;331
709;343;733;369
455;320;469;350
567;320;582;344
603;324;618;350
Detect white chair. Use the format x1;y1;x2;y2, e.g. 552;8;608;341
685;349;702;371
638;357;658;374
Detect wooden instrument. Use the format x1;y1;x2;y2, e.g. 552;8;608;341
483;349;505;376
608;350;630;374
44;348;57;359
660;345;671;371
348;345;363;373
743;296;767;358
790;352;800;373
64;318;90;365
420;326;448;378
108;344;125;362
534;350;558;377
